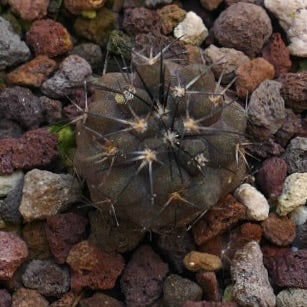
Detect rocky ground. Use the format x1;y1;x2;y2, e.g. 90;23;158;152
0;0;306;306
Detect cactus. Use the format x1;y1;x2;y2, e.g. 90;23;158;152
74;42;247;233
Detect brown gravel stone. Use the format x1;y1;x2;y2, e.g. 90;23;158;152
200;0;223;10
212;3;272;57
192;194;246;246
262;33;292;77
0;232;28;280
235;58;275;98
184;302;238;307
199;235;226;257
46;213;88;263
51;292;79;307
22;221;52;260
40;96;62;124
27;19;73;57
67;240;125;292
79;292;124;307
280;72;307;113
120;245;168;306
6;56;57;87
0;128;58;175
183;251;222;272
8;0;49;21
0;289;11;307
64;0;106;15
158;4;186;35
265;250;307;288
11;287;49;307
256;157;288;199
196;272;221;301
261;213;296;246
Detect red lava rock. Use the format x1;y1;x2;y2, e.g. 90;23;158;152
0;128;58;175
212;3;272;57
123;7;161;35
79;292;124;307
261;213;296;246
196;272;221;302
26;19;73;57
256;157;288;199
199;234;226;257
235;58;275;98
50;292;79;307
247;138;285;159
6;56;57;87
262;33;292;77
8;0;49;21
11;287;49;307
193;194;246;246
0;289;11;307
64;0;106;15
184;302;238;307
45;213;88;264
120;245;169;306
0;86;44;129
66;240;125;292
280;72;307;113
275;109;304;147
0;232;28;280
40;96;62;125
22;221;52;260
265;250;307;288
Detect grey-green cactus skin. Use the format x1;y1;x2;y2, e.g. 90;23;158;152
74;54;247;233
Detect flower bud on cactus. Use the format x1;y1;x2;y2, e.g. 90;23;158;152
74;43;247;233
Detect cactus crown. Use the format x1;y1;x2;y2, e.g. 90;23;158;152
74;41;247;233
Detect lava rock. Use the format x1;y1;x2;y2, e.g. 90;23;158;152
157;4;186;35
0;17;30;70
0;120;23;140
234;183;269;221
283;137;307;174
0;86;44;129
235;58;275;98
6;56;57;88
22;221;52;260
89;210;144;253
123;7;161;35
183;302;238;307
67;240;125;292
0;231;28;280
107;30;133;60
157;228;195;273
74;7;116;46
231;241;276;306
247;138;285;159
200;0;223;10
64;0;106;15
45;212;88;263
0;172;23;224
8;0;49;21
248;80;286;138
26;19;73;57
266;250;307;288
11;288;49;307
174;11;208;45
145;0;172;7
183;251;222;272
0;128;58;175
226;0;263;4
40;96;62;124
41;55;92;99
0;171;23;197
262;33;292;77
277;173;307;216
193;194;246;246
261;213;296;246
204;45;249;80
276;288;307;307
0;289;11;307
121;245;168;306
69;43;103;72
264;0;307;57
163;274;203;307
196;272;221;302
19;169;81;222
22;260;70;297
79;292;124;307
256;157;288;199
280;72;307;113
213;3;272;57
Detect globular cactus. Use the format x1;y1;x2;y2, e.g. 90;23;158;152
74;43;247;233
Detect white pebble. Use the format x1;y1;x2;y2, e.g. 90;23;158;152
234;183;269;221
290;205;307;225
